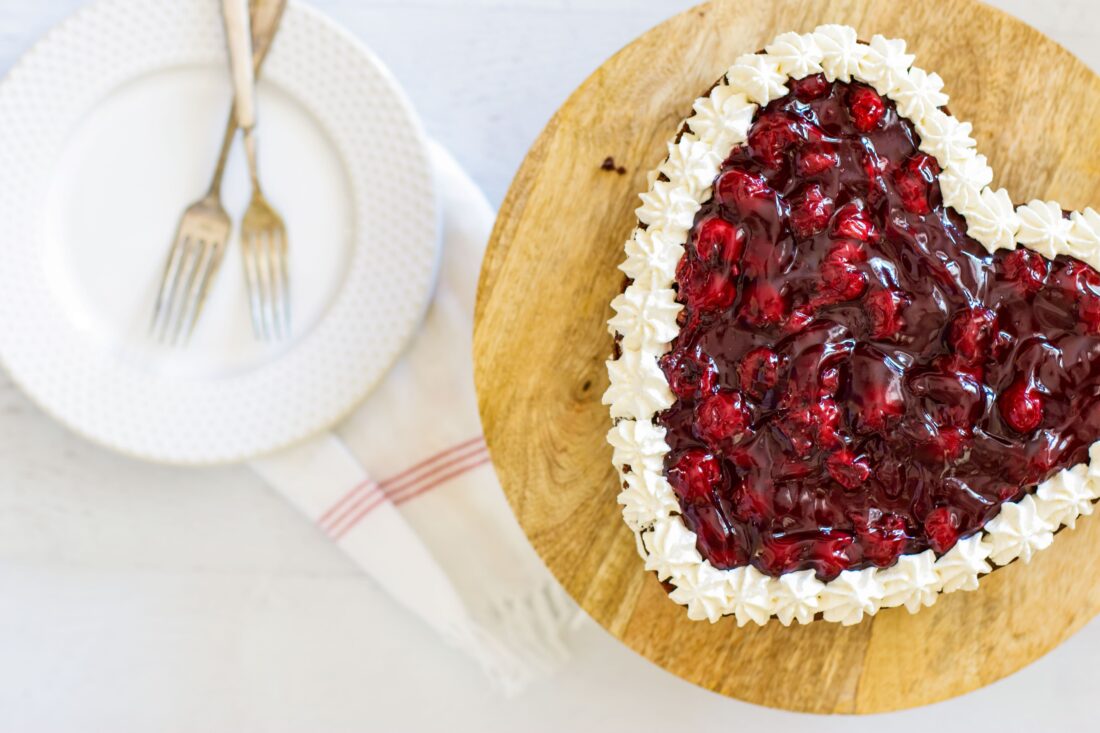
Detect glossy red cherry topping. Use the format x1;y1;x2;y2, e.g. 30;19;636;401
789;183;835;239
694;390;753;448
693;216;746;266
864;288;908;339
831;201;878;242
1002;248;1049;294
737;346;782;400
847;85;885;133
667;449;722;502
998;378;1044;434
923;507;961;554
659;76;1100;581
796;141;841;176
892;152;940;215
660;345;718;401
857;509;908;566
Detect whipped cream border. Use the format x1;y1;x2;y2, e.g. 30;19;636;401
604;25;1100;626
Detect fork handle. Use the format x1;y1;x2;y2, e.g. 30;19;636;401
222;0;256;130
207;0;285;197
249;0;285;71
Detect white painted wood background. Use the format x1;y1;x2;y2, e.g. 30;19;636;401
0;1;1097;730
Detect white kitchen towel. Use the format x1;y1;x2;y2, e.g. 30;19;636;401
251;142;577;694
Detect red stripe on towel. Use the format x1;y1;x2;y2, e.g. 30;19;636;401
331;451;492;540
394;454;493;506
381;443;489;503
316;436;484;526
326;443;488;538
317;436;488;537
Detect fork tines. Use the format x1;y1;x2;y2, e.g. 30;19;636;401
241;203;290;341
150;198;230;345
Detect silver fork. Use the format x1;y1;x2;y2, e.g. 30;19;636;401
149;0;285;344
224;0;291;341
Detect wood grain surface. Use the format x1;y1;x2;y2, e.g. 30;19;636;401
473;0;1100;714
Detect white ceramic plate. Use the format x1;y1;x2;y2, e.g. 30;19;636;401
0;0;440;464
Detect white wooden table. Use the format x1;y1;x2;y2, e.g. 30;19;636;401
0;1;1096;730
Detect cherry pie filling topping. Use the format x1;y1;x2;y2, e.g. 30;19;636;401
659;75;1100;581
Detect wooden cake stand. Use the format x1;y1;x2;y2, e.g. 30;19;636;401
473;0;1100;713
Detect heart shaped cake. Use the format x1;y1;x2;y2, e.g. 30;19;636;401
604;25;1100;626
